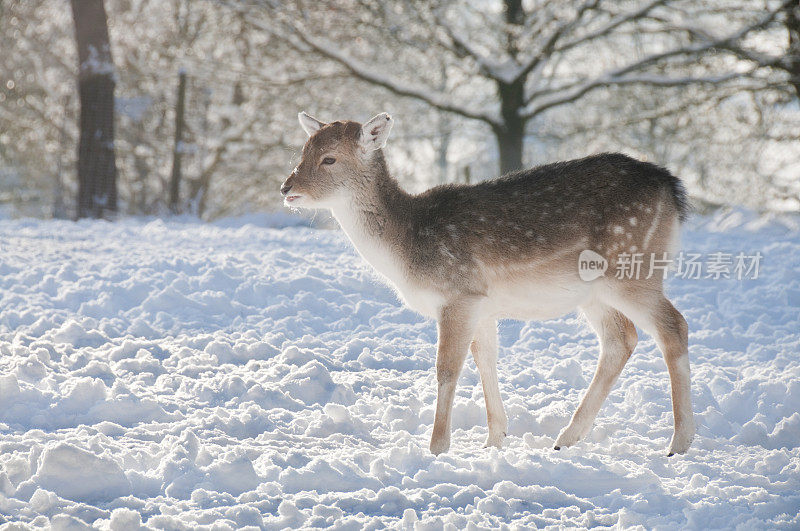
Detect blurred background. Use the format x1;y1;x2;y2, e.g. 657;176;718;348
0;0;797;220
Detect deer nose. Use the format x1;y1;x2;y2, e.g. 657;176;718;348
280;182;292;196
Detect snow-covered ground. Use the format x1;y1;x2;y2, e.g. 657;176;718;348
0;210;798;529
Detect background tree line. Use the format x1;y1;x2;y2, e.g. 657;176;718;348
0;0;797;220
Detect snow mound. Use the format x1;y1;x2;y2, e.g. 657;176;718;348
29;443;130;503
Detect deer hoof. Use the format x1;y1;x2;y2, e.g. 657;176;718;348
483;431;506;449
429;436;450;456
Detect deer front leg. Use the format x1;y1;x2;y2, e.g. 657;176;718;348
430;299;481;455
471;319;507;448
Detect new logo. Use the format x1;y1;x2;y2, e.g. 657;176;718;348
578;250;608;281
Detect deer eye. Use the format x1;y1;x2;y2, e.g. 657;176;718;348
321;157;336;165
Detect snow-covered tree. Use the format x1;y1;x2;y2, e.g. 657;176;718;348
1;0;322;218
0;1;76;217
234;0;795;177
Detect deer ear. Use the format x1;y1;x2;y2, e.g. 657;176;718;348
298;112;325;136
360;113;393;152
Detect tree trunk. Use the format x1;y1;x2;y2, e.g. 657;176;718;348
70;0;117;219
53;95;70;219
436;115;451;184
169;70;187;214
494;79;526;175
493;0;527;175
786;1;800;100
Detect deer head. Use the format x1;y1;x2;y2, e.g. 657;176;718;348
281;112;394;208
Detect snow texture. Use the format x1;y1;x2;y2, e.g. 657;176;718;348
0;210;798;528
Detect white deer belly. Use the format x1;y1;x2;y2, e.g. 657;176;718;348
485;277;592;321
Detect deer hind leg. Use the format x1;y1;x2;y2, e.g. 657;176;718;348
609;287;695;455
555;303;637;450
656;298;694;455
471;319;507;448
430;299;481;455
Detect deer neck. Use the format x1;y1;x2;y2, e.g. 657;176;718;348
329;156;411;280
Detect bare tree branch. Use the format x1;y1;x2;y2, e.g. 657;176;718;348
510;0;600;85
553;0;669;54
523;0;794;117
431;8;509;83
236;5;502;126
663;1;796;74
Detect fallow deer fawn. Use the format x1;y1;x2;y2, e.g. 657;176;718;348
281;112;694;456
